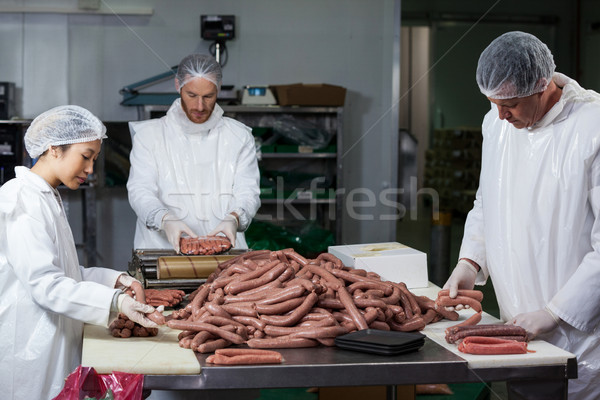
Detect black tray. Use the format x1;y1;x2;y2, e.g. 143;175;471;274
335;329;425;355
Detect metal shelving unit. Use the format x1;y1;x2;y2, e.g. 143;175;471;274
225;105;343;244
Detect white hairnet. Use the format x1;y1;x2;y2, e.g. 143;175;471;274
476;31;556;99
175;54;222;92
24;105;107;159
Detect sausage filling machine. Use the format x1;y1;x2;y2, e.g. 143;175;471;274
128;248;249;291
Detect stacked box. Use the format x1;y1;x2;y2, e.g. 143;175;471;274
328;242;428;289
424;128;482;215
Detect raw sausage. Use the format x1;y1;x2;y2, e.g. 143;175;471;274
458;336;532;355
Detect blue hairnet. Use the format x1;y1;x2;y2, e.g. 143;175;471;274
24;105;107;158
175;54;222;92
476;31;555;99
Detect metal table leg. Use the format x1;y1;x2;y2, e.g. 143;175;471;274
507;378;569;400
386;385;397;400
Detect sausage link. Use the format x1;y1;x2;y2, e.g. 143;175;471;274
190;331;215;351
437;289;484;302
458;337;530;355
388;316;426;332
255;296;307;315
231;315;266;331
247;337;319;349
315;253;344;268
147;310;166;325
347;280;393;296
255;284;306;305
220;303;258;318
281;248;308;265
259;292;319;327
205;303;232;319
337;286;369;330
197;338;231;353
369;320;391;331
167;320;245;344
446;324;528;344
447;311;482;331
436;295;482;312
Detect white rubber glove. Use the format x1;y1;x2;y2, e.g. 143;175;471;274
508;307;560;339
162;213;197;253
114;273;146;302
208;214;238;246
117;294;158;328
442;259;478;310
114;273;137;290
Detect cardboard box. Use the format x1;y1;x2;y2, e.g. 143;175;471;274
319;385;415;400
328;242;428;288
271;83;346;106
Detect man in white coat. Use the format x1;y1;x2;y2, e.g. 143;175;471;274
127;54;260;253
443;31;600;399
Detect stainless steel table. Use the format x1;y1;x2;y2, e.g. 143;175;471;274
143;338;577;400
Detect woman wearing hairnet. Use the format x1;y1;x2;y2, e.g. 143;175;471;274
127;54;260;253
443;31;600;399
0;105;158;400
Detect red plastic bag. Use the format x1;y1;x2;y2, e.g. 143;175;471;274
52;365;144;400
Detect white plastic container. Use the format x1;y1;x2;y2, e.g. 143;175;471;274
328;242;428;288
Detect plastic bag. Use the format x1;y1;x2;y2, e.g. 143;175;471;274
272;114;333;148
52;365;144;400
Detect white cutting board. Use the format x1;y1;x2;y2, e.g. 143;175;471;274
82;324;201;375
412;283;576;369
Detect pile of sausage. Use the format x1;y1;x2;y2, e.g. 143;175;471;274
165;249;462;353
180;236;232;255
109;314;159;338
144;288;186;308
112;280;170;337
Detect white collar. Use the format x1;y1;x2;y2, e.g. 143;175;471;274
166;98;224;135
528;72;600;131
15;166;56;194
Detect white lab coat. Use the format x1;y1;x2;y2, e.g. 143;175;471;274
460;73;600;399
127;100;260;250
0;167;123;400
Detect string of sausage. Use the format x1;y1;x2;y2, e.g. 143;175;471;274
144;288;186;307
180;236;232;255
445;324;528;344
167;249;463;352
434;290;532;355
458;336;533;355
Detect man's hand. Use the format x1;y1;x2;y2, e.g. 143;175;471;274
508;308;560;339
114;273;146;302
442;259;478;310
162;214;197;253
117;294;158;328
208;214;238;246
114;273;137;290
